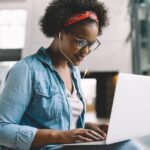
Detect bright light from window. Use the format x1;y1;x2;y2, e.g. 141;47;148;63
0;9;27;49
81;78;97;105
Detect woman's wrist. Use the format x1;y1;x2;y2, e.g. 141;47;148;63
31;129;63;148
48;130;63;143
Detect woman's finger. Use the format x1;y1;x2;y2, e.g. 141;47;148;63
91;127;107;139
100;124;109;133
73;134;93;143
88;129;105;140
84;130;102;141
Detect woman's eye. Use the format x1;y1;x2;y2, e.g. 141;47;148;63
77;42;84;47
75;39;86;46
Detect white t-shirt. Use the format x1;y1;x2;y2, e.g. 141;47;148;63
66;84;84;129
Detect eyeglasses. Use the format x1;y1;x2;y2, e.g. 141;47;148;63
69;33;101;52
74;38;101;52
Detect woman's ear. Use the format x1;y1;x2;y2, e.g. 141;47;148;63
58;32;61;40
59;30;66;40
55;32;62;39
58;31;66;42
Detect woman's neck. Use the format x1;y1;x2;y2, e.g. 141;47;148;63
48;38;69;70
47;39;73;93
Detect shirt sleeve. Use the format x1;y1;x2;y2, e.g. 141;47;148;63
0;60;38;150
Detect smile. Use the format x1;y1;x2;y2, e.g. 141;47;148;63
75;54;85;61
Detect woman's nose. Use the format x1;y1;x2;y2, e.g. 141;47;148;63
81;45;91;54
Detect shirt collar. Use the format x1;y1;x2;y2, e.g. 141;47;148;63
36;47;77;72
36;47;55;71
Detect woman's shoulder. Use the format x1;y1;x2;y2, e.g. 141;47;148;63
22;53;41;67
6;54;47;82
9;54;37;71
14;51;49;71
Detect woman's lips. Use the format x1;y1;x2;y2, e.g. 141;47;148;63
75;54;85;61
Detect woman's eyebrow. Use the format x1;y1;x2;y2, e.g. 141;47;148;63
72;33;86;40
71;32;96;43
75;38;96;45
74;36;96;44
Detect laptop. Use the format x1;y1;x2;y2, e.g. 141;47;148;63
62;73;150;146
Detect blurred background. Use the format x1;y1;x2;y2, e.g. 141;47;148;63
0;0;150;149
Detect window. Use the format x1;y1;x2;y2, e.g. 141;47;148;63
81;72;118;118
81;79;97;106
0;9;27;61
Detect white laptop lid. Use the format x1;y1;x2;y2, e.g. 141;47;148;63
106;73;150;144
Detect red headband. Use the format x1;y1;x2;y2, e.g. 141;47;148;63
64;11;99;27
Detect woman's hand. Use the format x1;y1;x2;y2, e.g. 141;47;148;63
55;128;103;144
85;122;108;141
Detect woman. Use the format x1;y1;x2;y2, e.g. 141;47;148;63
0;0;144;150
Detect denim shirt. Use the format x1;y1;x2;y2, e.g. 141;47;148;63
0;47;85;150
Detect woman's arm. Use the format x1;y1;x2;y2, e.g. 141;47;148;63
0;61;37;150
31;128;104;149
0;60;106;150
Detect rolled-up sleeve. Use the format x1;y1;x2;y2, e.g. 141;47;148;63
0;60;38;150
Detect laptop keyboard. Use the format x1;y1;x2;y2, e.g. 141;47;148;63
62;141;106;146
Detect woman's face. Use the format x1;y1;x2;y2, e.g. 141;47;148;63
59;23;99;66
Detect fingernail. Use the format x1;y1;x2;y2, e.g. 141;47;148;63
102;137;105;140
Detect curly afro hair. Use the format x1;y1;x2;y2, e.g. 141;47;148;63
39;0;108;38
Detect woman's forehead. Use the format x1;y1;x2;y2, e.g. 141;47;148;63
69;23;99;40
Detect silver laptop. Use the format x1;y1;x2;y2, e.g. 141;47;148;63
62;73;150;146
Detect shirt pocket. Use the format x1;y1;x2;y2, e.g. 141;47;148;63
33;85;63;124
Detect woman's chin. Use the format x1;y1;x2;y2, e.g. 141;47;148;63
72;57;83;66
73;61;82;66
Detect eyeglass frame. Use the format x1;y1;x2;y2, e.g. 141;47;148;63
68;32;101;52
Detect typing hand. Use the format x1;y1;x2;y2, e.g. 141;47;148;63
85;122;108;141
56;128;103;143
